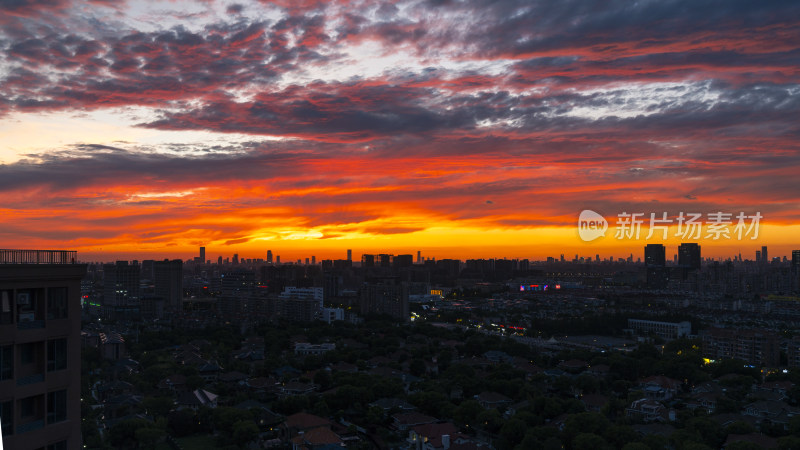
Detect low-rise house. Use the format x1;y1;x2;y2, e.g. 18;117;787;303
176;389;218;410
370;398;416;413
284;412;331;437
294;342;335;356
290;426;344;450
686;392;721;413
754;381;793;400
475;392;512;410
218;371;248;385
638;375;681;401
198;361;222;382
392;412;437;431
743;400;795;420
279;381;316;397
626;398;674;423
558;359;588;373
157;374;187;392
408;422;458;450
96;380;135;402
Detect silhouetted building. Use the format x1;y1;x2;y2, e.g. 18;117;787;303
644;244;666;267
103;261;140;319
378;254;392;268
645;244;668;288
153;259;183;311
361;254;375;268
360;278;409;321
393;254;413;269
199;246;205;264
267;250;273;264
347;249;352;261
701;327;780;367
678;243;701;270
0;249;86;450
628;319;690;340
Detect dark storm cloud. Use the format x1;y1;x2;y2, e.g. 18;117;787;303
0;143;310;192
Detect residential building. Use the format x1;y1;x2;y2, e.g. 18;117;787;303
628;319;691;340
701;327;781;367
0;249;86;450
153;259;183;311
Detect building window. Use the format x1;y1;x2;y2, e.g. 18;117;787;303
47;390;67;424
0;400;12;435
47;288;68;320
0;345;12;380
47;339;67;372
0;290;12;325
48;441;67;450
20;396;37;418
17;289;42;324
20;342;36;365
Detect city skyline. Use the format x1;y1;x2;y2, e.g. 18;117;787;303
1;1;799;261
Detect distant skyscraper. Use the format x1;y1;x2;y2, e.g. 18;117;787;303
347;249;352;261
233;253;239;265
756;250;762;262
793;250;800;268
267;250;273;264
762;246;768;263
217;256;222;265
311;256;316;265
645;244;666;266
678;243;701;270
276;255;280;264
417;251;421;263
199;246;205;263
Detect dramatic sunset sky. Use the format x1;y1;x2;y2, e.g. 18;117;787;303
1;0;799;262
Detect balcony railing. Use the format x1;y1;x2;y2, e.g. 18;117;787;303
17;320;45;330
17;419;44;434
0;249;77;264
17;373;45;386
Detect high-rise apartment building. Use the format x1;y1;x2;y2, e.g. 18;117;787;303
153;259;183;311
103;261;140;319
678;243;701;270
644;244;666;267
0;249;86;450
